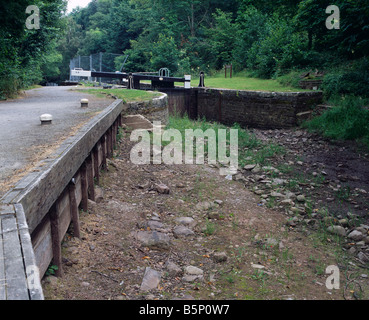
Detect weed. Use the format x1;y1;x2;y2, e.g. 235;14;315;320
203;218;216;236
45;264;59;276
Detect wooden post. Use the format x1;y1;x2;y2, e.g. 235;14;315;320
109;127;114;157
49;203;63;277
225;64;233;78
86;154;95;201
93;144;100;185
69;181;80;239
80;162;88;212
113;120;118;147
101;134;107;171
106;129;111;159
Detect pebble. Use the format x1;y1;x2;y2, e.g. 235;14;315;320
165;261;182;277
185;266;203;275
175;217;197;228
348;230;364;241
327;225;347;237
213;252;228;263
173;225;195;237
195;201;214;211
244;164;257;170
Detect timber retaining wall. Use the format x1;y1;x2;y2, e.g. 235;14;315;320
0;93;168;300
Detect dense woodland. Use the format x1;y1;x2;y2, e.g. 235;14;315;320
0;0;368;100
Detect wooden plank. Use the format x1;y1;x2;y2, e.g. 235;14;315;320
0;219;5;300
31;217;52;280
2;216;29;299
57;190;72;242
14;204;44;300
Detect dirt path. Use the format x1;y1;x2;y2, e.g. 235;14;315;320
42;133;369;300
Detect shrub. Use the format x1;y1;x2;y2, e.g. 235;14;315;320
303;96;369;148
321;58;369;99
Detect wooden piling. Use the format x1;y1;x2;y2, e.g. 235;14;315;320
49;203;63;277
69;182;80;239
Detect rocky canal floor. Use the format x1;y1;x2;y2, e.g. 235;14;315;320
43;127;369;300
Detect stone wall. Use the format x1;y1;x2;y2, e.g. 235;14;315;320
197;88;323;129
161;88;323;129
123;92;169;124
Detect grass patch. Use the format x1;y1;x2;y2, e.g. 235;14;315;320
193;70;311;92
303;96;369;149
166;113;285;168
75;88;162;103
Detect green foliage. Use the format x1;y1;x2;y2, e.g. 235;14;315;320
321;58;369;99
2;0;366;102
150;34;180;74
303;96;369;148
0;0;67;98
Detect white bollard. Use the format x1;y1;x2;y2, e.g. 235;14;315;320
81;99;89;108
40;114;53;125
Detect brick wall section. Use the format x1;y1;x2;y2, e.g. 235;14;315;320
162;88;323;129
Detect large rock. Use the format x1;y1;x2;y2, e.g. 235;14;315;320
348;230;364;241
140;267;161;292
165;261;182;277
175;217;197;228
173;225;194;238
136;231;171;250
182;266;204;282
327;225;346;237
185;266;203;275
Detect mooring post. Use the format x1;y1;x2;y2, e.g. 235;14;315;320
199;72;205;88
127;73;133;89
49;203;63;277
69;179;80;239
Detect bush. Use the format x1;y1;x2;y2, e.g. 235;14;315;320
276;70;302;88
303;96;369;148
246;16;308;78
321;58;369;99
